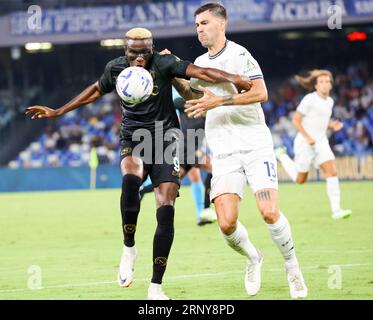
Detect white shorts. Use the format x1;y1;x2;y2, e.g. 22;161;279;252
293;134;335;172
210;146;278;201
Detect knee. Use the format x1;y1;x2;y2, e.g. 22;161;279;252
219;219;237;236
296;176;307;184
155;185;178;207
260;206;280;224
156;194;176;207
325;170;338;178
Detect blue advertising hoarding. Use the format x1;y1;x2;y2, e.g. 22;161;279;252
9;0;373;37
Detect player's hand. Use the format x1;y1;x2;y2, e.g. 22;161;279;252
185;86;217;118
25;106;60;119
234;75;253;92
329;120;344;132
159;48;171;55
306;137;315;146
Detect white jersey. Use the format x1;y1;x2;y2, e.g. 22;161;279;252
190;40;272;156
296;92;333;141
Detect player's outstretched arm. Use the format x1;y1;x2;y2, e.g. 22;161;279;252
26;81;103;119
184;78;267;118
185;64;252;92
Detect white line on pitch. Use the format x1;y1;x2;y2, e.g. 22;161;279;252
1;262;372;294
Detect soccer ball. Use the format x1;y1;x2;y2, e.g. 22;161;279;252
116;66;154;104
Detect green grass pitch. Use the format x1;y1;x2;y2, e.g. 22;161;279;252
0;181;372;300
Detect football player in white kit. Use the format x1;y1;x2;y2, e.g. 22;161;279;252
275;69;352;220
172;3;307;298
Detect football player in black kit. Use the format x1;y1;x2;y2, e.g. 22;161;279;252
26;27;252;300
140;97;216;226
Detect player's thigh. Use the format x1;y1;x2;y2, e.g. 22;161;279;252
243;148;278;194
294;135;314;173
210;155;246;202
316;140;336;176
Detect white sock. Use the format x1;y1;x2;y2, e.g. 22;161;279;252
278;153;297;182
326;176;341;213
267;213;298;268
222;221;260;263
124;244;137;255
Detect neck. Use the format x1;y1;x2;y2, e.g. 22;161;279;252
208;36;227;56
316;91;329;99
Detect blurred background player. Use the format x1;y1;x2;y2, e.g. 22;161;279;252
140;97;216;225
275;70;352;220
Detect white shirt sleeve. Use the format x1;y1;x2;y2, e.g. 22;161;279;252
296;94;311;115
241;51;263;80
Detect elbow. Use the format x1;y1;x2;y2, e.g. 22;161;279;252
258;88;268;102
260;91;268;102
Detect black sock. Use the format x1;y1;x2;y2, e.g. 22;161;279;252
151;205;175;284
204;173;212;209
120;174;142;247
139;183;154;200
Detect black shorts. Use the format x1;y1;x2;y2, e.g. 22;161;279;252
179;135;205;173
120;136;181;188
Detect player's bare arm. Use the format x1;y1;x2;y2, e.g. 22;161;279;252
26;81;103;119
184;78;266;118
185;64;252;92
292;111;315;145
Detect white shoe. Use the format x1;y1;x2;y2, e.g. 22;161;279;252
274;146;287;160
147;283;171;300
117;245;137;287
287;267;308;299
199;208;217;223
332;209;352;220
245;251;263;296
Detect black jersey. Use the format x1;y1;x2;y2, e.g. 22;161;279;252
98;53;191;142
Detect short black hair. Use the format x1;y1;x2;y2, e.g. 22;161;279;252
194;2;227;19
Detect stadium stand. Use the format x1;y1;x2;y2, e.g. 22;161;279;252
6;62;373;169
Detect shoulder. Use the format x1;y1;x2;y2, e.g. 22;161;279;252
302;92;316;102
154;52;185;65
193;52;208;65
228;41;251;57
105;56;128;69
